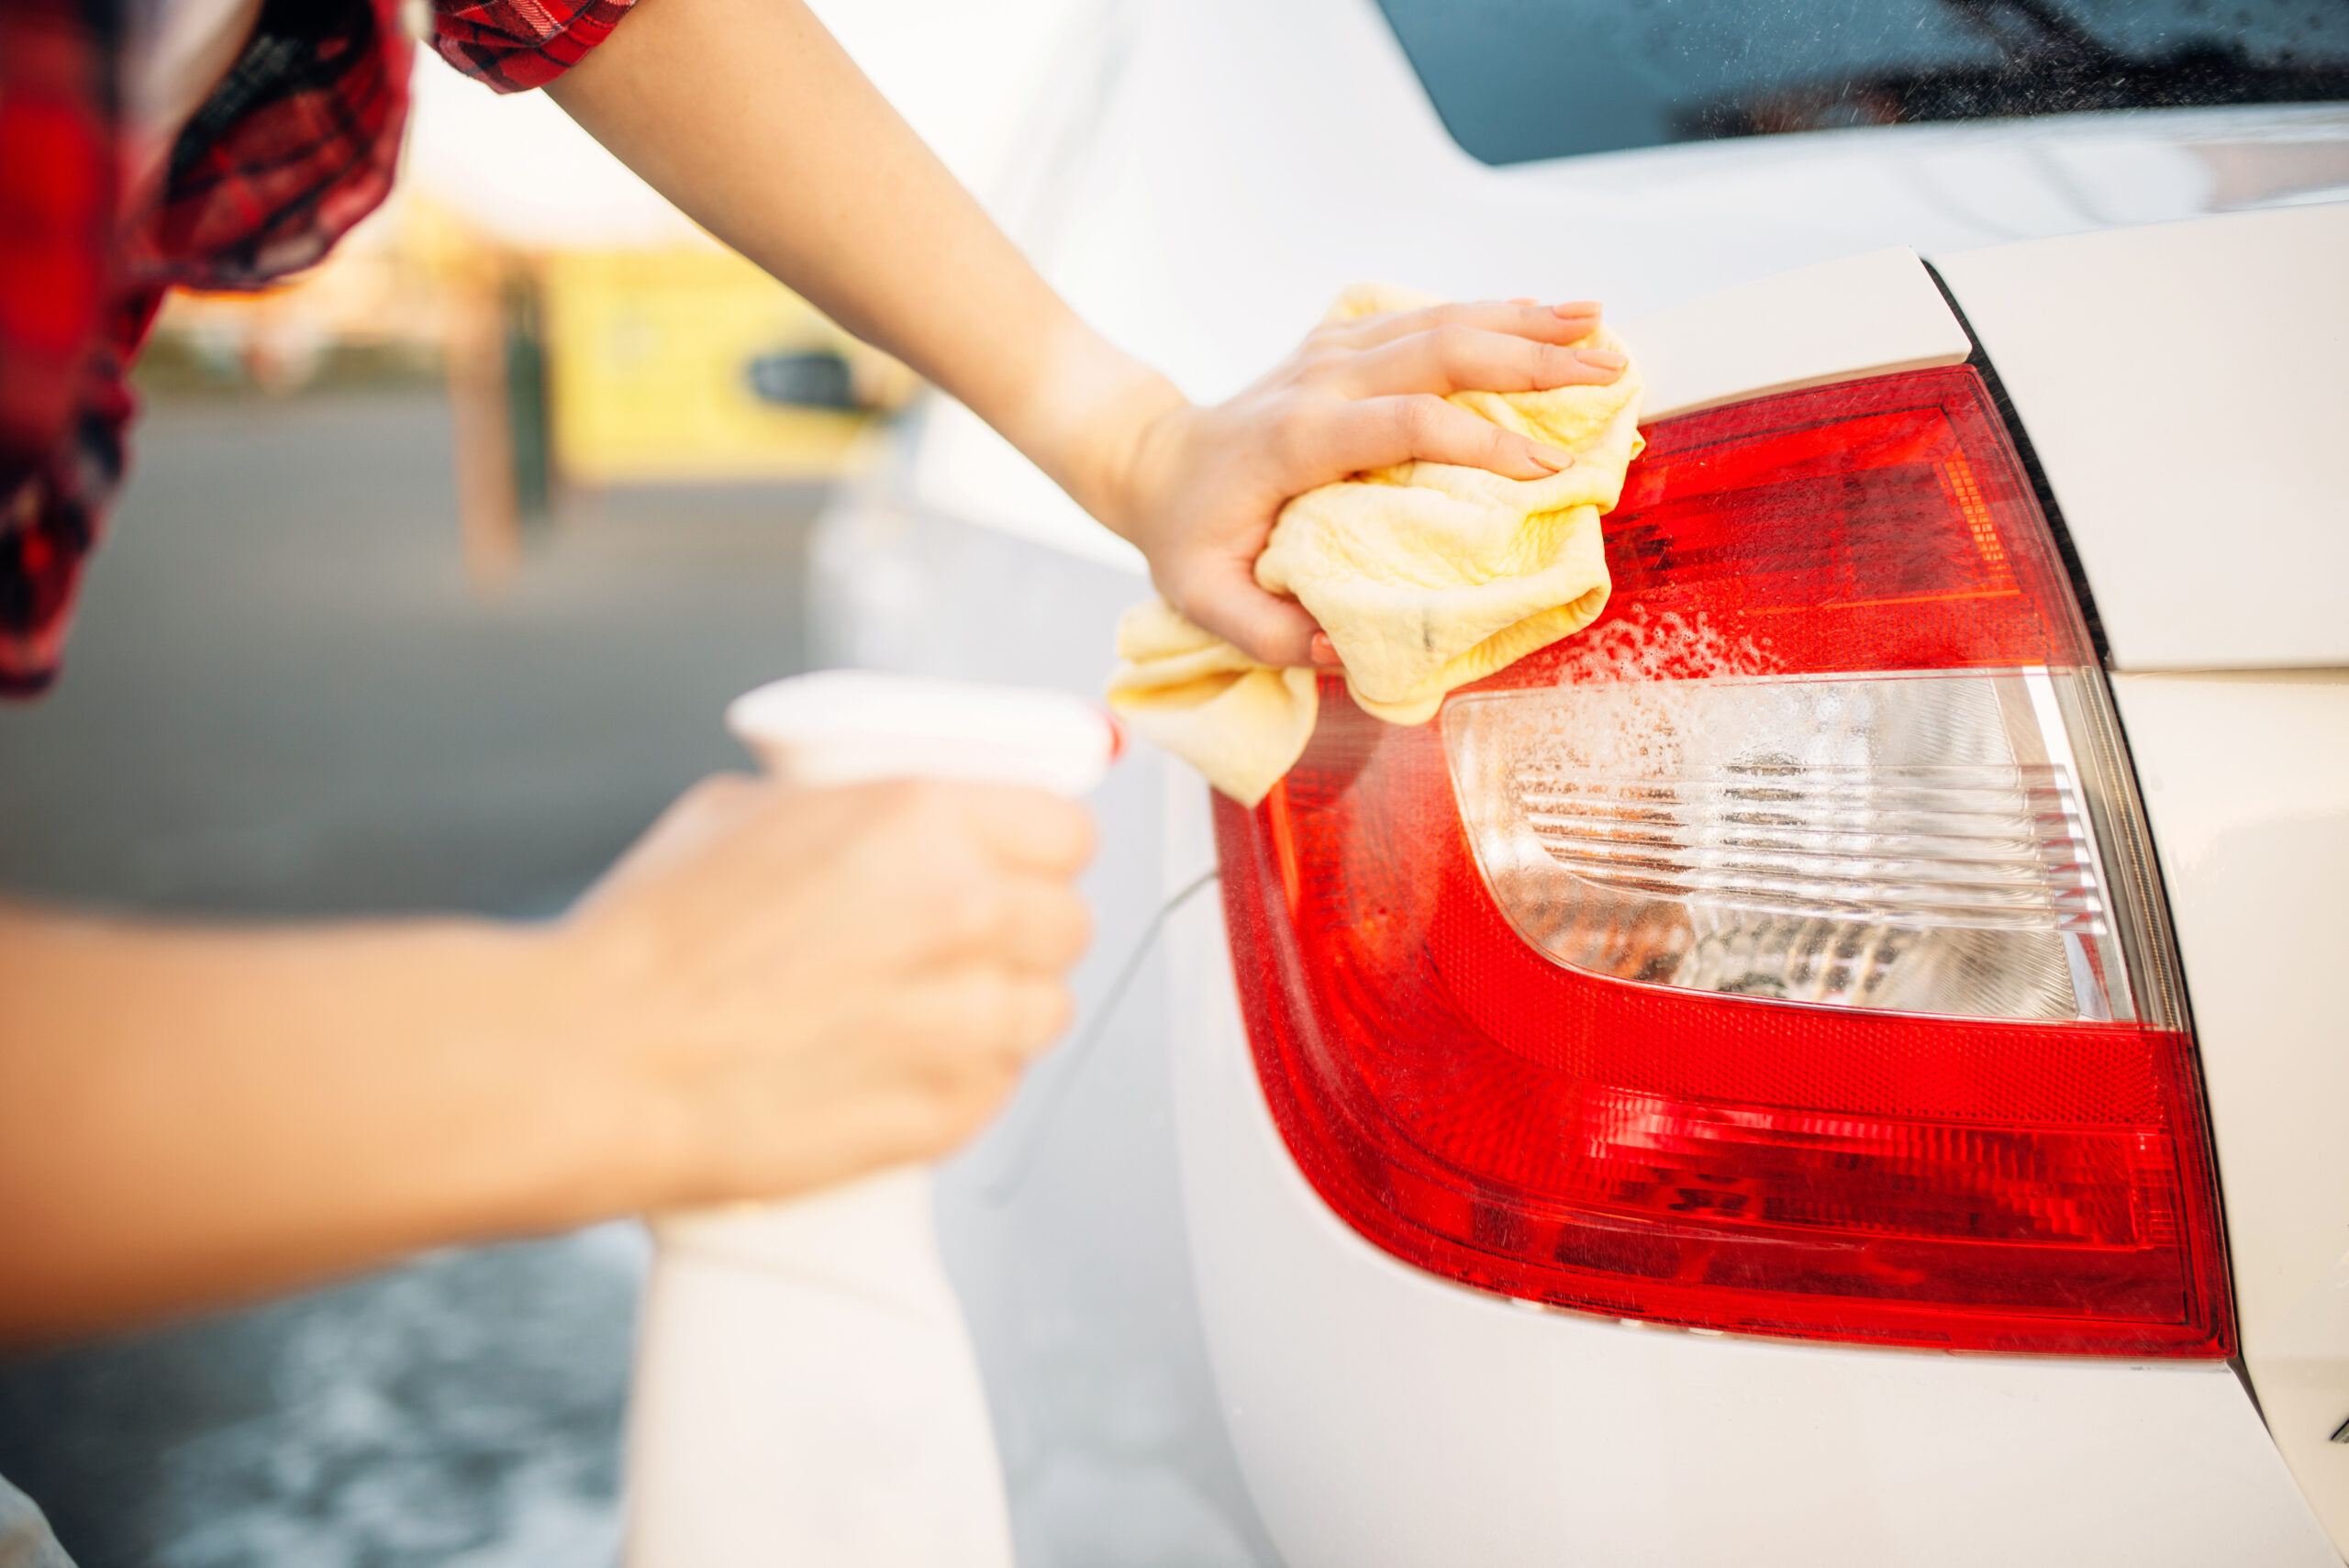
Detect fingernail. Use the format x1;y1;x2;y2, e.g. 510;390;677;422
1576;348;1628;369
1553;300;1602;317
1531;446;1575;472
1308;632;1341;666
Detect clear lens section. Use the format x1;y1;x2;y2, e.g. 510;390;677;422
1444;670;2163;1024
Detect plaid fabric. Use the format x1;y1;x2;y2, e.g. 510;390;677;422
0;0;635;695
126;0;416;292
433;0;635;92
0;0;122;689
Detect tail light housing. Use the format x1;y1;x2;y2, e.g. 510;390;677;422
1216;368;2232;1356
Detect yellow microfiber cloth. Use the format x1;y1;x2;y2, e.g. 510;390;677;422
1108;284;1645;806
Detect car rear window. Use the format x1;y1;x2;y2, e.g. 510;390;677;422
1376;0;2349;166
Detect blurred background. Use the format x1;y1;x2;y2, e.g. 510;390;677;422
0;2;1103;1562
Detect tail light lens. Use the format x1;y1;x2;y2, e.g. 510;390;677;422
1216;368;2232;1355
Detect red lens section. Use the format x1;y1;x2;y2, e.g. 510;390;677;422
1216;370;2233;1355
1491;366;2095;686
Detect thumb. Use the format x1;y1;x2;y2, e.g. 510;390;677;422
1174;562;1328;668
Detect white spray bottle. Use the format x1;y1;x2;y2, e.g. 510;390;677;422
624;670;1119;1568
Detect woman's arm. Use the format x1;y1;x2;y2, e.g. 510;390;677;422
551;0;1160;538
0;776;1090;1345
546;0;1628;665
0;907;603;1340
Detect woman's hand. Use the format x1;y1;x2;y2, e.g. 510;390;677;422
1095;299;1629;667
557;773;1095;1209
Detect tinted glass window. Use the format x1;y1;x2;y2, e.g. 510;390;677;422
1376;0;2349;165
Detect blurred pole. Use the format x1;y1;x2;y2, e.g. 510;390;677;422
445;277;522;589
502;272;553;528
443;259;550;591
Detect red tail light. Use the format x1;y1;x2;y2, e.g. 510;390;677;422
1216;368;2232;1356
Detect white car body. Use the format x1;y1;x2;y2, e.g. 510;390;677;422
809;1;2349;1562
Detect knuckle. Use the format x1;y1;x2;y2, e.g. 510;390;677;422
906;775;968;823
1294;342;1347;378
947;970;1067;1061
1058;906;1094;970
931;968;1011;1051
850;780;945;866
914;1058;1016;1148
696;770;751;799
1043;983;1076;1042
1013;979;1075;1055
1397;395;1446;443
663;772;770;846
857;775;934;831
959;1062;1022;1121
1037;889;1093;970
1430;322;1478;361
685;771;756;816
1044;799;1097;873
987;971;1030;1039
985;972;1043;1054
1268;398;1322;466
939;873;1008;949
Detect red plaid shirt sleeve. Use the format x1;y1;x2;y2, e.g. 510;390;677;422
433;0;638;93
0;0;636;695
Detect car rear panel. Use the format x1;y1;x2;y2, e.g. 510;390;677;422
1168;217;2349;1563
2108;671;2349;1550
1933;204;2349;672
1164;828;2334;1566
1936;207;2349;1547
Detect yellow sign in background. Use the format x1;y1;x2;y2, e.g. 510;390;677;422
540;248;870;486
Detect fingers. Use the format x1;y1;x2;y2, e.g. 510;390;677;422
907;966;1074;1075
1006;880;1091;973
885;782;1095;975
838;967;1068;1169
1172;559;1326;667
1322;298;1604;353
955;783;1096;878
1334;324;1626;400
1322;394;1578;482
941;874;1091;975
565;769;1106;1204
993;973;1074;1062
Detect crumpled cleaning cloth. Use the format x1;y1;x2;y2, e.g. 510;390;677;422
1107;284;1645;806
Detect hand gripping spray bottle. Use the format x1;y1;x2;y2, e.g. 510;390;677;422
625;671;1119;1568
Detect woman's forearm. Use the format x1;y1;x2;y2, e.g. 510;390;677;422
0;775;1094;1348
0;906;622;1344
541;0;1628;668
545;0;1181;530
